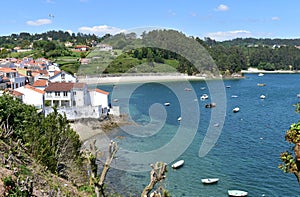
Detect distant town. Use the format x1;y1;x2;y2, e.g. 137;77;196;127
0;56;112;120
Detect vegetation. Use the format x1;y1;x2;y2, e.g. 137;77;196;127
2;29;300;76
279;103;300;184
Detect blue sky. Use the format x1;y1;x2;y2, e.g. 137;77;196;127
1;0;299;41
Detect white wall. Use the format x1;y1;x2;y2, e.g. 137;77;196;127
49;72;77;83
15;86;44;109
89;90;109;108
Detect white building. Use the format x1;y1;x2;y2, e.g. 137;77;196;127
0;67;27;89
89;88;109;108
89;88;110;114
48;71;77;83
15;85;45;110
44;82;76;107
73;83;90;107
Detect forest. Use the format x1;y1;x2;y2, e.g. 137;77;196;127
1;30;300;75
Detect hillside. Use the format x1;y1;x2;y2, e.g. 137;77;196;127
2;29;300;76
0;139;88;196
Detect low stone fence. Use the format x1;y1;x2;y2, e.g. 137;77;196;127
45;105;104;120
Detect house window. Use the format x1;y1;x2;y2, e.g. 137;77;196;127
63;91;68;97
55;91;60;96
73;91;76;96
61;73;65;79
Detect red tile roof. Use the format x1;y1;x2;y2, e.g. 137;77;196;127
11;90;23;97
95;88;109;95
44;82;75;92
0;67;17;73
33;80;48;87
73;83;86;89
24;85;45;94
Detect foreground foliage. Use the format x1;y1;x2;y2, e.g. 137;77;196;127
279;103;300;184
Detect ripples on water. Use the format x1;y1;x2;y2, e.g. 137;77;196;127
96;74;300;196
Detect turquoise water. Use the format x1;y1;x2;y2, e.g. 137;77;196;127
96;74;300;196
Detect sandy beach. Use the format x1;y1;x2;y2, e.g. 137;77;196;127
77;74;212;85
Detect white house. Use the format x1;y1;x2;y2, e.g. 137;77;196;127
15;85;45;110
44;82;91;107
44;82;76;107
89;88;109;114
89;88;109;108
72;83;90;107
48;64;61;77
97;44;113;51
0;67;27;89
49;71;77;83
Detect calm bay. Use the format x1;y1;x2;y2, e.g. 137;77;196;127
95;73;300;196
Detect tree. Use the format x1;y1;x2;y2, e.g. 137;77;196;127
141;162;169;197
83;139;118;197
279;103;300;184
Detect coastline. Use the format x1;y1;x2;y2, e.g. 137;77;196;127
77;75;208;85
77;70;299;85
241;68;300;74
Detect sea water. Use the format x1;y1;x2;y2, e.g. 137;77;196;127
96;74;300;196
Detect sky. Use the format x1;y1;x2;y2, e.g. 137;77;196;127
1;0;299;41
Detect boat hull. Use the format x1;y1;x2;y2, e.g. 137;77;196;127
171;160;184;169
228;190;248;197
201;178;219;184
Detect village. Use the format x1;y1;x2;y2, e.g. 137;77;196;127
0;56;114;120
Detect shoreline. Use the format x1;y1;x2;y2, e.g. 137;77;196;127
241;69;300;74
77;70;299;85
77;74;221;85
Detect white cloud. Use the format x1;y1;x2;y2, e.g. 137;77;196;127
206;30;252;41
168;9;176;16
191;12;197;17
26;19;52;26
78;25;126;36
46;0;55;3
215;4;229;12
271;16;280;21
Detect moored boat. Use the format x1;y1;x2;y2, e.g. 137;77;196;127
205;103;216;108
258;73;264;77
232;107;240;113
171;160;184;169
228;190;248;197
200;94;209;100
257;83;266;86
201;178;219;184
164;102;170;106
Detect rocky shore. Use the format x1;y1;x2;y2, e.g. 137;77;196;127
70;114;129;142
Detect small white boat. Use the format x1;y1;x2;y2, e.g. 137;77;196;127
226;85;231;88
171;160;184;169
177;117;182;121
258;73;264;77
297;94;300;98
213;123;220;127
201;178;219;184
231;95;238;98
232;107;240;113
260;95;266;99
228;190;248;197
257;83;266;86
200;94;209;100
164;102;170;106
